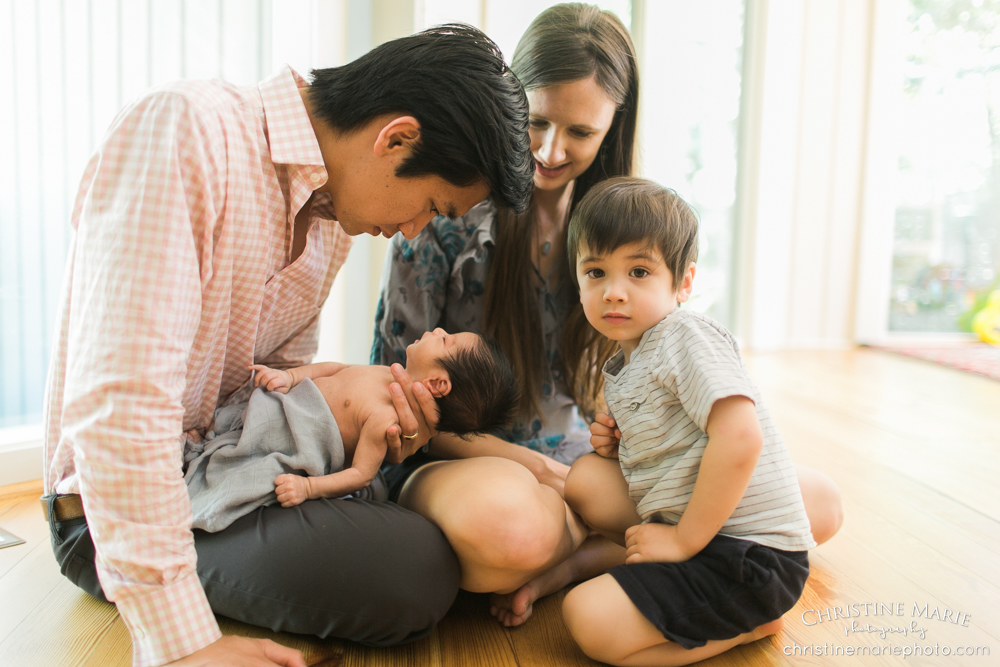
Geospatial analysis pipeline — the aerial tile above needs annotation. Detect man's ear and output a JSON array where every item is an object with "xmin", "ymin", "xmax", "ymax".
[
  {"xmin": 420, "ymin": 376, "xmax": 451, "ymax": 398},
  {"xmin": 373, "ymin": 116, "xmax": 422, "ymax": 157},
  {"xmin": 675, "ymin": 262, "xmax": 696, "ymax": 303}
]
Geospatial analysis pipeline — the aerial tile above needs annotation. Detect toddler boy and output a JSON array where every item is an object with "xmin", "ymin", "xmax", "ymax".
[{"xmin": 561, "ymin": 177, "xmax": 815, "ymax": 666}]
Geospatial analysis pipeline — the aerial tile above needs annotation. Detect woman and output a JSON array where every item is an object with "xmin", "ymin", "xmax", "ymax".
[{"xmin": 372, "ymin": 3, "xmax": 843, "ymax": 624}]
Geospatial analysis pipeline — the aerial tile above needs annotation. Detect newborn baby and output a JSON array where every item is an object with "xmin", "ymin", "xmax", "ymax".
[{"xmin": 184, "ymin": 328, "xmax": 518, "ymax": 531}]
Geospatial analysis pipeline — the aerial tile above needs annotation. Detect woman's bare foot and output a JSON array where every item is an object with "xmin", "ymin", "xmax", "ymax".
[
  {"xmin": 490, "ymin": 555, "xmax": 575, "ymax": 627},
  {"xmin": 739, "ymin": 617, "xmax": 785, "ymax": 644},
  {"xmin": 489, "ymin": 533, "xmax": 628, "ymax": 627},
  {"xmin": 490, "ymin": 578, "xmax": 544, "ymax": 627}
]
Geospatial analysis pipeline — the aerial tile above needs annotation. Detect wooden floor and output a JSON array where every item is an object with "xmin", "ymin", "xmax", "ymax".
[{"xmin": 1, "ymin": 348, "xmax": 998, "ymax": 666}]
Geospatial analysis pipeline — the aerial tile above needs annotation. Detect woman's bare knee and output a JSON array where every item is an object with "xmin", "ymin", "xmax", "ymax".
[{"xmin": 401, "ymin": 457, "xmax": 569, "ymax": 586}]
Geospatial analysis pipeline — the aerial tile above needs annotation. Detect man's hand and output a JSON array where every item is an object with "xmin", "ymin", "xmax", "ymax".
[
  {"xmin": 624, "ymin": 522, "xmax": 697, "ymax": 564},
  {"xmin": 250, "ymin": 364, "xmax": 294, "ymax": 393},
  {"xmin": 385, "ymin": 363, "xmax": 440, "ymax": 463},
  {"xmin": 166, "ymin": 636, "xmax": 305, "ymax": 666},
  {"xmin": 275, "ymin": 474, "xmax": 312, "ymax": 507},
  {"xmin": 590, "ymin": 412, "xmax": 621, "ymax": 459}
]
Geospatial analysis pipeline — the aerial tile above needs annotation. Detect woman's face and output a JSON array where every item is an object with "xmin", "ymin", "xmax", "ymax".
[{"xmin": 526, "ymin": 76, "xmax": 618, "ymax": 193}]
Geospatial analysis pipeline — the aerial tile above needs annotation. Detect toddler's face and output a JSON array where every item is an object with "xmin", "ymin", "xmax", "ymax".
[
  {"xmin": 405, "ymin": 328, "xmax": 479, "ymax": 380},
  {"xmin": 576, "ymin": 241, "xmax": 694, "ymax": 360}
]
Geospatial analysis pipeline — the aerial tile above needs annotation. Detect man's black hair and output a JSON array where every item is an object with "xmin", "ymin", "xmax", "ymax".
[
  {"xmin": 436, "ymin": 336, "xmax": 519, "ymax": 438},
  {"xmin": 309, "ymin": 24, "xmax": 534, "ymax": 214}
]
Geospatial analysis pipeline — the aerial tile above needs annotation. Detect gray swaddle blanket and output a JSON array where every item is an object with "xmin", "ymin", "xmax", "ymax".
[{"xmin": 184, "ymin": 378, "xmax": 345, "ymax": 532}]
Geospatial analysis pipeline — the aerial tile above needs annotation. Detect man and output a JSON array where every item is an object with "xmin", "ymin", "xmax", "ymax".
[{"xmin": 42, "ymin": 25, "xmax": 532, "ymax": 667}]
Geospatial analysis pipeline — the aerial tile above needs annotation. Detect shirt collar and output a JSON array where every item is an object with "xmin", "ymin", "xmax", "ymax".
[
  {"xmin": 259, "ymin": 66, "xmax": 331, "ymax": 258},
  {"xmin": 602, "ymin": 309, "xmax": 683, "ymax": 383},
  {"xmin": 259, "ymin": 66, "xmax": 327, "ymax": 175}
]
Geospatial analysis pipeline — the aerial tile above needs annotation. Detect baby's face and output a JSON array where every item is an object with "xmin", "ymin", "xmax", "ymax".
[{"xmin": 405, "ymin": 328, "xmax": 479, "ymax": 381}]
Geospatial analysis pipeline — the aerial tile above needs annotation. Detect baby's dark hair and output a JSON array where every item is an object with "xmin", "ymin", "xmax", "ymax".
[
  {"xmin": 435, "ymin": 335, "xmax": 519, "ymax": 439},
  {"xmin": 567, "ymin": 177, "xmax": 699, "ymax": 291}
]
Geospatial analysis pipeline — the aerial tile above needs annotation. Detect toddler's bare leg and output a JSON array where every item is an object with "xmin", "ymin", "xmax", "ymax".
[
  {"xmin": 564, "ymin": 453, "xmax": 641, "ymax": 544},
  {"xmin": 563, "ymin": 574, "xmax": 783, "ymax": 667},
  {"xmin": 795, "ymin": 463, "xmax": 844, "ymax": 545}
]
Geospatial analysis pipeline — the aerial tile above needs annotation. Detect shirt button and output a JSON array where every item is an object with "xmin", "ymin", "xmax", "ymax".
[
  {"xmin": 309, "ymin": 173, "xmax": 322, "ymax": 183},
  {"xmin": 629, "ymin": 402, "xmax": 639, "ymax": 411}
]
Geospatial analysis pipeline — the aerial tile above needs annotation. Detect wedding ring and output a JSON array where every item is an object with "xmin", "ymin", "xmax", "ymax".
[{"xmin": 402, "ymin": 431, "xmax": 420, "ymax": 440}]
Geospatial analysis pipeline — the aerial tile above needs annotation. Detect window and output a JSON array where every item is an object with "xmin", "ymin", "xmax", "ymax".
[
  {"xmin": 888, "ymin": 1, "xmax": 1000, "ymax": 333},
  {"xmin": 0, "ymin": 0, "xmax": 341, "ymax": 429},
  {"xmin": 635, "ymin": 0, "xmax": 746, "ymax": 325}
]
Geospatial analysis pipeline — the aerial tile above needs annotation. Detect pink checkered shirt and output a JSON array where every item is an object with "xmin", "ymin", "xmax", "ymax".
[{"xmin": 42, "ymin": 66, "xmax": 352, "ymax": 667}]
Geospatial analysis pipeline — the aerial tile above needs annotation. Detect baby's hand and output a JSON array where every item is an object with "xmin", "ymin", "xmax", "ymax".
[
  {"xmin": 590, "ymin": 412, "xmax": 621, "ymax": 459},
  {"xmin": 250, "ymin": 364, "xmax": 293, "ymax": 393},
  {"xmin": 624, "ymin": 523, "xmax": 696, "ymax": 564},
  {"xmin": 274, "ymin": 473, "xmax": 312, "ymax": 507}
]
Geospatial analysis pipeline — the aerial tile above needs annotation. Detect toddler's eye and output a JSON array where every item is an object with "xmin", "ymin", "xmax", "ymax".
[
  {"xmin": 585, "ymin": 268, "xmax": 605, "ymax": 279},
  {"xmin": 630, "ymin": 268, "xmax": 649, "ymax": 278}
]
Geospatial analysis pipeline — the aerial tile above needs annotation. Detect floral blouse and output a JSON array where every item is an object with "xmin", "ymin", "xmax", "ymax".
[{"xmin": 371, "ymin": 201, "xmax": 592, "ymax": 464}]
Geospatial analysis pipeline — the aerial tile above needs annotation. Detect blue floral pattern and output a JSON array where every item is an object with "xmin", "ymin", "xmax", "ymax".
[{"xmin": 371, "ymin": 202, "xmax": 592, "ymax": 465}]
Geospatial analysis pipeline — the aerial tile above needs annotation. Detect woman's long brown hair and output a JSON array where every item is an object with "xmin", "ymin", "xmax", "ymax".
[{"xmin": 481, "ymin": 3, "xmax": 639, "ymax": 421}]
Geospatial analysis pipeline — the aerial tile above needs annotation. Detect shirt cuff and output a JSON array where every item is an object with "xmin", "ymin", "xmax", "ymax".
[{"xmin": 114, "ymin": 570, "xmax": 221, "ymax": 667}]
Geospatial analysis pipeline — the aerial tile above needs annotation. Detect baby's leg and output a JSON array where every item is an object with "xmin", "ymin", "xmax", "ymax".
[
  {"xmin": 563, "ymin": 574, "xmax": 782, "ymax": 667},
  {"xmin": 564, "ymin": 453, "xmax": 641, "ymax": 544}
]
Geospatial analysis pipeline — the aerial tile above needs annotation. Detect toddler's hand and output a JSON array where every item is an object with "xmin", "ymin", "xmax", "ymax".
[
  {"xmin": 625, "ymin": 523, "xmax": 696, "ymax": 564},
  {"xmin": 590, "ymin": 412, "xmax": 621, "ymax": 459},
  {"xmin": 274, "ymin": 473, "xmax": 312, "ymax": 507},
  {"xmin": 250, "ymin": 364, "xmax": 293, "ymax": 393}
]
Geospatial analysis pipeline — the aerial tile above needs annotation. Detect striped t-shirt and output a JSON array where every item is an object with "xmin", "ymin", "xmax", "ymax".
[{"xmin": 602, "ymin": 309, "xmax": 816, "ymax": 552}]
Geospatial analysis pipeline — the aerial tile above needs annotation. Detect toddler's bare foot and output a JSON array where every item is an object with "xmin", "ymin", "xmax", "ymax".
[
  {"xmin": 739, "ymin": 617, "xmax": 785, "ymax": 644},
  {"xmin": 490, "ymin": 579, "xmax": 543, "ymax": 627}
]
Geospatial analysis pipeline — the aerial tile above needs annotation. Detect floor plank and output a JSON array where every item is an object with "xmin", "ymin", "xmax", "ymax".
[
  {"xmin": 506, "ymin": 589, "xmax": 601, "ymax": 667},
  {"xmin": 437, "ymin": 592, "xmax": 519, "ymax": 667}
]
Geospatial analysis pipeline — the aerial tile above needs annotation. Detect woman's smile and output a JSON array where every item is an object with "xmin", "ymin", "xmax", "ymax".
[{"xmin": 535, "ymin": 160, "xmax": 571, "ymax": 179}]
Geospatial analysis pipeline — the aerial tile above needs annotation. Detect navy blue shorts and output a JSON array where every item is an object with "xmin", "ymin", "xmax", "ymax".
[{"xmin": 608, "ymin": 533, "xmax": 809, "ymax": 649}]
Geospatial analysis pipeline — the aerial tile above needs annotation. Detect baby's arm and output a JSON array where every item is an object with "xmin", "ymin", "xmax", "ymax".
[
  {"xmin": 274, "ymin": 418, "xmax": 389, "ymax": 506},
  {"xmin": 625, "ymin": 395, "xmax": 762, "ymax": 563},
  {"xmin": 250, "ymin": 361, "xmax": 349, "ymax": 393}
]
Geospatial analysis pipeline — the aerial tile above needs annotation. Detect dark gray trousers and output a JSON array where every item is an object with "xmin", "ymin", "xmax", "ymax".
[{"xmin": 47, "ymin": 496, "xmax": 461, "ymax": 646}]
